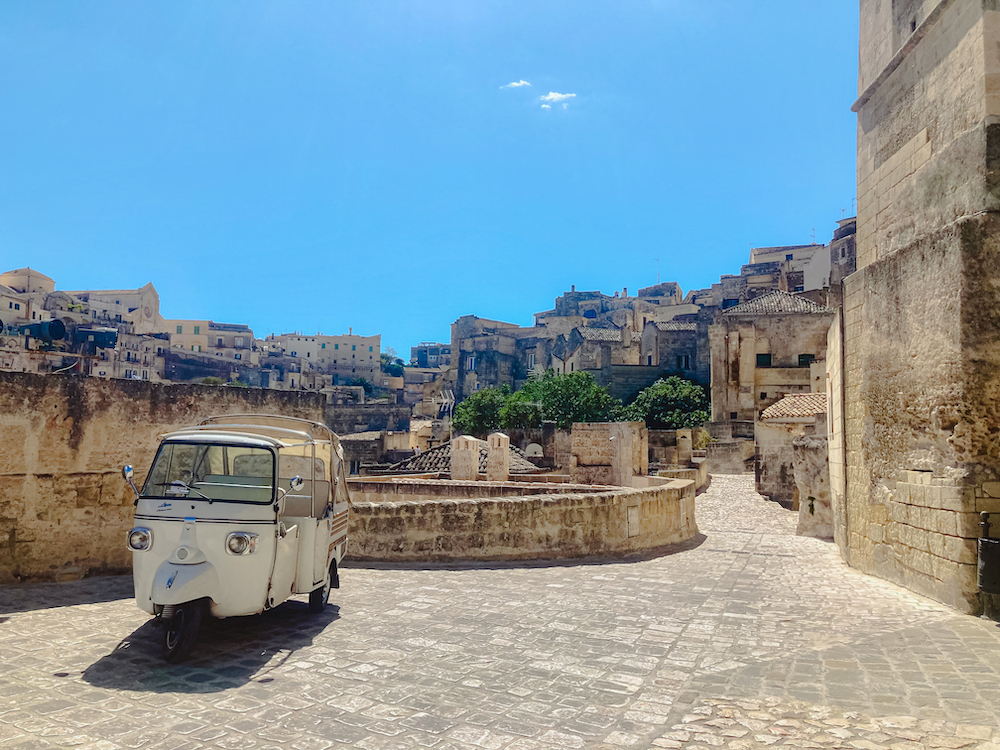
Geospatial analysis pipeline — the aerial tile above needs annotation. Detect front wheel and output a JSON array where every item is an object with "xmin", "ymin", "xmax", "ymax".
[
  {"xmin": 308, "ymin": 561, "xmax": 335, "ymax": 613},
  {"xmin": 163, "ymin": 601, "xmax": 203, "ymax": 662}
]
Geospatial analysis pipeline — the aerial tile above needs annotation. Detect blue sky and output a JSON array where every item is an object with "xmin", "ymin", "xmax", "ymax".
[{"xmin": 0, "ymin": 2, "xmax": 858, "ymax": 358}]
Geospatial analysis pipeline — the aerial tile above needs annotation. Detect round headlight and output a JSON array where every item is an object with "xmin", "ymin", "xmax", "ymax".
[
  {"xmin": 228, "ymin": 534, "xmax": 249, "ymax": 554},
  {"xmin": 176, "ymin": 547, "xmax": 189, "ymax": 560},
  {"xmin": 127, "ymin": 528, "xmax": 151, "ymax": 551}
]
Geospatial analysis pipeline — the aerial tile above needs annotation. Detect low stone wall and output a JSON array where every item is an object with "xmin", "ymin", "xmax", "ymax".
[
  {"xmin": 346, "ymin": 478, "xmax": 603, "ymax": 504},
  {"xmin": 347, "ymin": 479, "xmax": 697, "ymax": 562},
  {"xmin": 0, "ymin": 372, "xmax": 323, "ymax": 583},
  {"xmin": 706, "ymin": 440, "xmax": 753, "ymax": 474}
]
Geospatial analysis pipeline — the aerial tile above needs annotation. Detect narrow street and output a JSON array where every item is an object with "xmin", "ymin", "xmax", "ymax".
[{"xmin": 3, "ymin": 475, "xmax": 1000, "ymax": 749}]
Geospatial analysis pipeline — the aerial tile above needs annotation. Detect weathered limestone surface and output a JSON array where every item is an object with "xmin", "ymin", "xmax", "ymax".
[
  {"xmin": 348, "ymin": 479, "xmax": 697, "ymax": 562},
  {"xmin": 794, "ymin": 432, "xmax": 833, "ymax": 538},
  {"xmin": 0, "ymin": 372, "xmax": 323, "ymax": 583},
  {"xmin": 755, "ymin": 421, "xmax": 803, "ymax": 505},
  {"xmin": 840, "ymin": 0, "xmax": 1000, "ymax": 613},
  {"xmin": 569, "ymin": 421, "xmax": 648, "ymax": 486},
  {"xmin": 486, "ymin": 432, "xmax": 510, "ymax": 482},
  {"xmin": 450, "ymin": 435, "xmax": 480, "ymax": 481}
]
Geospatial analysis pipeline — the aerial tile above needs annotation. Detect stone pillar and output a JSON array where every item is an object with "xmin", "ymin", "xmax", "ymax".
[
  {"xmin": 451, "ymin": 435, "xmax": 480, "ymax": 481},
  {"xmin": 676, "ymin": 429, "xmax": 693, "ymax": 465},
  {"xmin": 486, "ymin": 433, "xmax": 510, "ymax": 482}
]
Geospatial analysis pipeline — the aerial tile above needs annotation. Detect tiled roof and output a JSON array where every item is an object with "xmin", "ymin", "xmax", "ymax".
[
  {"xmin": 760, "ymin": 393, "xmax": 827, "ymax": 420},
  {"xmin": 653, "ymin": 321, "xmax": 697, "ymax": 332},
  {"xmin": 723, "ymin": 291, "xmax": 830, "ymax": 316},
  {"xmin": 387, "ymin": 440, "xmax": 541, "ymax": 474},
  {"xmin": 578, "ymin": 327, "xmax": 622, "ymax": 342},
  {"xmin": 340, "ymin": 430, "xmax": 383, "ymax": 442}
]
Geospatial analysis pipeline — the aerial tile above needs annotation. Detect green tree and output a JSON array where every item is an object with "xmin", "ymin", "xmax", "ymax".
[
  {"xmin": 380, "ymin": 351, "xmax": 405, "ymax": 378},
  {"xmin": 622, "ymin": 376, "xmax": 710, "ymax": 429},
  {"xmin": 201, "ymin": 377, "xmax": 224, "ymax": 386},
  {"xmin": 453, "ymin": 384, "xmax": 510, "ymax": 436},
  {"xmin": 522, "ymin": 370, "xmax": 621, "ymax": 430}
]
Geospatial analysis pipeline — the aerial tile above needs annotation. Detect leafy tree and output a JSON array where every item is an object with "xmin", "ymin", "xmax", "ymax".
[
  {"xmin": 519, "ymin": 370, "xmax": 621, "ymax": 430},
  {"xmin": 227, "ymin": 379, "xmax": 249, "ymax": 388},
  {"xmin": 499, "ymin": 389, "xmax": 544, "ymax": 429},
  {"xmin": 380, "ymin": 351, "xmax": 405, "ymax": 378},
  {"xmin": 622, "ymin": 376, "xmax": 710, "ymax": 429},
  {"xmin": 453, "ymin": 384, "xmax": 510, "ymax": 436},
  {"xmin": 201, "ymin": 377, "xmax": 224, "ymax": 385}
]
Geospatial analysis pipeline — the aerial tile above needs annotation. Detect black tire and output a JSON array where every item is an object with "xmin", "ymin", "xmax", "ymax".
[
  {"xmin": 163, "ymin": 601, "xmax": 203, "ymax": 663},
  {"xmin": 308, "ymin": 561, "xmax": 335, "ymax": 613}
]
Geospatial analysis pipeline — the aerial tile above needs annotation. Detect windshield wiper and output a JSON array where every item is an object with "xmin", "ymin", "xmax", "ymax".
[{"xmin": 153, "ymin": 481, "xmax": 214, "ymax": 503}]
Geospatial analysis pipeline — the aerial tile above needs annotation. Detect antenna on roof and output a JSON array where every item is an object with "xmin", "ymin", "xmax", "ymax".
[{"xmin": 810, "ymin": 228, "xmax": 816, "ymax": 243}]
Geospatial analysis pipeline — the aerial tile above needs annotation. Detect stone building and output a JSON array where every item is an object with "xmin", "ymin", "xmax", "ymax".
[
  {"xmin": 264, "ymin": 330, "xmax": 380, "ymax": 384},
  {"xmin": 709, "ymin": 291, "xmax": 832, "ymax": 425},
  {"xmin": 755, "ymin": 392, "xmax": 828, "ymax": 506},
  {"xmin": 829, "ymin": 0, "xmax": 1000, "ymax": 614}
]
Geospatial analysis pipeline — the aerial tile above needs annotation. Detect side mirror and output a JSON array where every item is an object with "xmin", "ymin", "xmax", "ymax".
[
  {"xmin": 122, "ymin": 465, "xmax": 139, "ymax": 504},
  {"xmin": 289, "ymin": 476, "xmax": 304, "ymax": 492}
]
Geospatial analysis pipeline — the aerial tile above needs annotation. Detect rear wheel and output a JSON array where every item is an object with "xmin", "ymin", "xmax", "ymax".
[
  {"xmin": 163, "ymin": 601, "xmax": 202, "ymax": 662},
  {"xmin": 308, "ymin": 561, "xmax": 335, "ymax": 613}
]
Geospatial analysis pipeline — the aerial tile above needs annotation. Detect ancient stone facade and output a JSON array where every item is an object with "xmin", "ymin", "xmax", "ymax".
[
  {"xmin": 0, "ymin": 372, "xmax": 324, "ymax": 583},
  {"xmin": 836, "ymin": 0, "xmax": 1000, "ymax": 613},
  {"xmin": 709, "ymin": 291, "xmax": 833, "ymax": 423}
]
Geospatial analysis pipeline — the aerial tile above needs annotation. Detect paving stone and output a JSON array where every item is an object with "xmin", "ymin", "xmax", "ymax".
[{"xmin": 3, "ymin": 475, "xmax": 1000, "ymax": 748}]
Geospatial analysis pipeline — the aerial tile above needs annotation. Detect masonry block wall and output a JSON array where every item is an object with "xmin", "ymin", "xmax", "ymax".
[
  {"xmin": 841, "ymin": 0, "xmax": 1000, "ymax": 613},
  {"xmin": 0, "ymin": 372, "xmax": 324, "ymax": 583},
  {"xmin": 569, "ymin": 422, "xmax": 648, "ymax": 487}
]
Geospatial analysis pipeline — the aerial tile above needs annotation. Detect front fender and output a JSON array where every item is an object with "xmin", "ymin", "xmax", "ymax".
[{"xmin": 151, "ymin": 560, "xmax": 221, "ymax": 607}]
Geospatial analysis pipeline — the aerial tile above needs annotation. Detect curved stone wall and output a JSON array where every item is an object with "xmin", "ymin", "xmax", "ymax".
[{"xmin": 346, "ymin": 479, "xmax": 697, "ymax": 562}]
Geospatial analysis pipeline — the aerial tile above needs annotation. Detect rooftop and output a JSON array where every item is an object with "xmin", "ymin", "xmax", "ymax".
[
  {"xmin": 723, "ymin": 291, "xmax": 830, "ymax": 317},
  {"xmin": 760, "ymin": 393, "xmax": 828, "ymax": 420},
  {"xmin": 387, "ymin": 440, "xmax": 541, "ymax": 474},
  {"xmin": 652, "ymin": 321, "xmax": 697, "ymax": 332}
]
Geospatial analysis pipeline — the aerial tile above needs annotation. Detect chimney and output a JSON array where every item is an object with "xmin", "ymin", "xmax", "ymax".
[
  {"xmin": 349, "ymin": 327, "xmax": 353, "ymax": 335},
  {"xmin": 571, "ymin": 285, "xmax": 575, "ymax": 292},
  {"xmin": 623, "ymin": 287, "xmax": 628, "ymax": 298}
]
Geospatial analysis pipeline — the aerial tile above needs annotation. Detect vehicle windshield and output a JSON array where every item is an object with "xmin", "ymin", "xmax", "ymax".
[{"xmin": 140, "ymin": 442, "xmax": 275, "ymax": 503}]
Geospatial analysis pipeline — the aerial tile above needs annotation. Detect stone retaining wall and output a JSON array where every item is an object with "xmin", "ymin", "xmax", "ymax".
[
  {"xmin": 347, "ymin": 479, "xmax": 697, "ymax": 562},
  {"xmin": 0, "ymin": 372, "xmax": 323, "ymax": 583},
  {"xmin": 346, "ymin": 478, "xmax": 604, "ymax": 504}
]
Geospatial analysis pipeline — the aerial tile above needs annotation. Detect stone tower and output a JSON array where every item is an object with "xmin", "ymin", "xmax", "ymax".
[{"xmin": 833, "ymin": 0, "xmax": 1000, "ymax": 613}]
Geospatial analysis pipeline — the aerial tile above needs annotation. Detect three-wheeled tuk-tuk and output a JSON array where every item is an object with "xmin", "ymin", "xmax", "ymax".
[{"xmin": 124, "ymin": 415, "xmax": 350, "ymax": 662}]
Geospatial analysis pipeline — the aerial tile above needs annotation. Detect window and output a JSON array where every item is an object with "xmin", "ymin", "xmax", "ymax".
[
  {"xmin": 467, "ymin": 355, "xmax": 476, "ymax": 371},
  {"xmin": 756, "ymin": 353, "xmax": 772, "ymax": 368},
  {"xmin": 799, "ymin": 353, "xmax": 815, "ymax": 367},
  {"xmin": 142, "ymin": 370, "xmax": 148, "ymax": 380},
  {"xmin": 217, "ymin": 338, "xmax": 224, "ymax": 347},
  {"xmin": 321, "ymin": 343, "xmax": 326, "ymax": 349},
  {"xmin": 352, "ymin": 345, "xmax": 356, "ymax": 351},
  {"xmin": 291, "ymin": 351, "xmax": 297, "ymax": 357},
  {"xmin": 176, "ymin": 325, "xmax": 183, "ymax": 334},
  {"xmin": 194, "ymin": 326, "xmax": 200, "ymax": 335},
  {"xmin": 760, "ymin": 392, "xmax": 767, "ymax": 400},
  {"xmin": 676, "ymin": 354, "xmax": 690, "ymax": 370},
  {"xmin": 785, "ymin": 253, "xmax": 793, "ymax": 260},
  {"xmin": 235, "ymin": 336, "xmax": 244, "ymax": 348},
  {"xmin": 235, "ymin": 353, "xmax": 242, "ymax": 360},
  {"xmin": 14, "ymin": 303, "xmax": 20, "ymax": 310},
  {"xmin": 528, "ymin": 353, "xmax": 536, "ymax": 369},
  {"xmin": 730, "ymin": 412, "xmax": 738, "ymax": 420},
  {"xmin": 335, "ymin": 344, "xmax": 339, "ymax": 349},
  {"xmin": 369, "ymin": 346, "xmax": 373, "ymax": 352},
  {"xmin": 647, "ymin": 355, "xmax": 653, "ymax": 365}
]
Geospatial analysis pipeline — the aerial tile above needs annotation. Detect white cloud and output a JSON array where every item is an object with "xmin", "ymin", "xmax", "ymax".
[
  {"xmin": 541, "ymin": 104, "xmax": 551, "ymax": 109},
  {"xmin": 501, "ymin": 80, "xmax": 531, "ymax": 89},
  {"xmin": 540, "ymin": 91, "xmax": 576, "ymax": 104}
]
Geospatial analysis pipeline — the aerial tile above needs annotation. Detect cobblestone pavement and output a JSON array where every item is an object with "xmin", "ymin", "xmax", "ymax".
[{"xmin": 4, "ymin": 475, "xmax": 1000, "ymax": 749}]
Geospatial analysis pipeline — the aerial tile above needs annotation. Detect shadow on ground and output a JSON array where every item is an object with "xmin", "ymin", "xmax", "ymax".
[
  {"xmin": 342, "ymin": 533, "xmax": 708, "ymax": 572},
  {"xmin": 80, "ymin": 600, "xmax": 340, "ymax": 693},
  {"xmin": 0, "ymin": 575, "xmax": 134, "ymax": 615}
]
